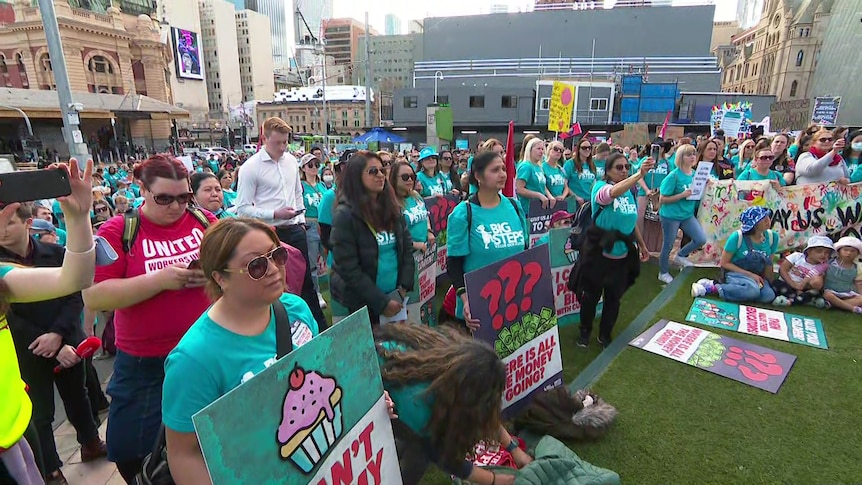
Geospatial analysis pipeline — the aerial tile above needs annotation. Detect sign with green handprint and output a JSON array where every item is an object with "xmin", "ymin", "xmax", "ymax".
[{"xmin": 630, "ymin": 320, "xmax": 797, "ymax": 393}]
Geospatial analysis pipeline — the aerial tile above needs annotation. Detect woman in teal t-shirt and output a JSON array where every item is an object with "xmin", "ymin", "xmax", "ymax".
[
  {"xmin": 732, "ymin": 139, "xmax": 755, "ymax": 173},
  {"xmin": 592, "ymin": 142, "xmax": 611, "ymax": 180},
  {"xmin": 217, "ymin": 170, "xmax": 237, "ymax": 208},
  {"xmin": 447, "ymin": 151, "xmax": 529, "ymax": 329},
  {"xmin": 542, "ymin": 140, "xmax": 572, "ymax": 200},
  {"xmin": 738, "ymin": 146, "xmax": 788, "ymax": 188},
  {"xmin": 563, "ymin": 137, "xmax": 597, "ymax": 205},
  {"xmin": 416, "ymin": 147, "xmax": 447, "ymax": 197},
  {"xmin": 516, "ymin": 138, "xmax": 556, "ymax": 213},
  {"xmin": 162, "ymin": 219, "xmax": 320, "ymax": 484},
  {"xmin": 391, "ymin": 161, "xmax": 434, "ymax": 252},
  {"xmin": 300, "ymin": 154, "xmax": 328, "ymax": 302},
  {"xmin": 572, "ymin": 152, "xmax": 652, "ymax": 349}
]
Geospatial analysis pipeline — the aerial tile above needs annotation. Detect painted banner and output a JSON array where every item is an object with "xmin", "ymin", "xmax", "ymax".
[
  {"xmin": 407, "ymin": 242, "xmax": 437, "ymax": 325},
  {"xmin": 691, "ymin": 179, "xmax": 862, "ymax": 265},
  {"xmin": 710, "ymin": 102, "xmax": 753, "ymax": 137},
  {"xmin": 425, "ymin": 194, "xmax": 461, "ymax": 277},
  {"xmin": 686, "ymin": 298, "xmax": 827, "ymax": 349},
  {"xmin": 629, "ymin": 320, "xmax": 796, "ymax": 393},
  {"xmin": 465, "ymin": 245, "xmax": 564, "ymax": 416},
  {"xmin": 527, "ymin": 197, "xmax": 577, "ymax": 246},
  {"xmin": 547, "ymin": 81, "xmax": 575, "ymax": 133},
  {"xmin": 193, "ymin": 310, "xmax": 402, "ymax": 485}
]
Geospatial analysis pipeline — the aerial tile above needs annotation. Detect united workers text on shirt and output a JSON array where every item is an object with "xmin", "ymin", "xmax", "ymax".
[
  {"xmin": 403, "ymin": 201, "xmax": 429, "ymax": 226},
  {"xmin": 475, "ymin": 222, "xmax": 526, "ymax": 250},
  {"xmin": 613, "ymin": 196, "xmax": 638, "ymax": 215},
  {"xmin": 141, "ymin": 227, "xmax": 205, "ymax": 273}
]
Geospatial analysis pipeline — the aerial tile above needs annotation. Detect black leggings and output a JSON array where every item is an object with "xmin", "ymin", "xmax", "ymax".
[
  {"xmin": 578, "ymin": 256, "xmax": 629, "ymax": 340},
  {"xmin": 116, "ymin": 458, "xmax": 144, "ymax": 484}
]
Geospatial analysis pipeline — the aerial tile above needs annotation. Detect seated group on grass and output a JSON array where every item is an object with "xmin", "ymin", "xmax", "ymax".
[{"xmin": 691, "ymin": 206, "xmax": 862, "ymax": 314}]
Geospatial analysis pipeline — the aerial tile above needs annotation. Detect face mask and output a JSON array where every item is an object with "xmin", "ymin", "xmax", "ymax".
[
  {"xmin": 730, "ymin": 148, "xmax": 739, "ymax": 155},
  {"xmin": 852, "ymin": 142, "xmax": 862, "ymax": 152},
  {"xmin": 323, "ymin": 175, "xmax": 334, "ymax": 183}
]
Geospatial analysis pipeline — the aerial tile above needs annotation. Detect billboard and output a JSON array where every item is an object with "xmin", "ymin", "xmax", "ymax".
[{"xmin": 172, "ymin": 27, "xmax": 203, "ymax": 80}]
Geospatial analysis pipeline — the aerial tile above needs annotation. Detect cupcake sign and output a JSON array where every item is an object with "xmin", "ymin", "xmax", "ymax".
[{"xmin": 193, "ymin": 309, "xmax": 402, "ymax": 484}]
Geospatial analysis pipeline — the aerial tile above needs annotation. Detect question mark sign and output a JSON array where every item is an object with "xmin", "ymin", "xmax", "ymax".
[
  {"xmin": 520, "ymin": 262, "xmax": 542, "ymax": 312},
  {"xmin": 480, "ymin": 280, "xmax": 504, "ymax": 330},
  {"xmin": 429, "ymin": 203, "xmax": 441, "ymax": 233},
  {"xmin": 497, "ymin": 261, "xmax": 523, "ymax": 324}
]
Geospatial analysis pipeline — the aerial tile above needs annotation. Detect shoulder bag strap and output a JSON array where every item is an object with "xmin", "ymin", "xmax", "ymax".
[{"xmin": 273, "ymin": 302, "xmax": 293, "ymax": 359}]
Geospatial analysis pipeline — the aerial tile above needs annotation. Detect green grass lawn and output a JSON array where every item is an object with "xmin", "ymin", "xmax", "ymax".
[{"xmin": 571, "ymin": 268, "xmax": 862, "ymax": 484}]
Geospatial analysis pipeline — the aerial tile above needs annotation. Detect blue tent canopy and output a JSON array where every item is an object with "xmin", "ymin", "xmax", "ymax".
[{"xmin": 352, "ymin": 127, "xmax": 406, "ymax": 144}]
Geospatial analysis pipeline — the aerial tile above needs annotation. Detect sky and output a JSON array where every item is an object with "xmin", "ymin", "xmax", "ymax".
[{"xmin": 334, "ymin": 0, "xmax": 738, "ymax": 33}]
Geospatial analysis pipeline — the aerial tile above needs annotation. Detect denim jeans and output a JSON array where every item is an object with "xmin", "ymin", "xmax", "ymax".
[
  {"xmin": 659, "ymin": 216, "xmax": 707, "ymax": 273},
  {"xmin": 718, "ymin": 272, "xmax": 776, "ymax": 303},
  {"xmin": 305, "ymin": 221, "xmax": 322, "ymax": 294}
]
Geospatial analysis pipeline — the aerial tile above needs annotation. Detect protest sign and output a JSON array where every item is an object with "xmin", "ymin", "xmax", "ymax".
[
  {"xmin": 465, "ymin": 245, "xmax": 564, "ymax": 416},
  {"xmin": 691, "ymin": 180, "xmax": 862, "ymax": 265},
  {"xmin": 527, "ymin": 198, "xmax": 577, "ymax": 246},
  {"xmin": 612, "ymin": 124, "xmax": 650, "ymax": 149},
  {"xmin": 547, "ymin": 81, "xmax": 575, "ymax": 133},
  {"xmin": 769, "ymin": 99, "xmax": 810, "ymax": 132},
  {"xmin": 425, "ymin": 194, "xmax": 461, "ymax": 277},
  {"xmin": 711, "ymin": 102, "xmax": 753, "ymax": 137},
  {"xmin": 687, "ymin": 162, "xmax": 714, "ymax": 201},
  {"xmin": 629, "ymin": 320, "xmax": 796, "ymax": 393},
  {"xmin": 407, "ymin": 242, "xmax": 437, "ymax": 325},
  {"xmin": 193, "ymin": 310, "xmax": 402, "ymax": 485},
  {"xmin": 686, "ymin": 298, "xmax": 827, "ymax": 349},
  {"xmin": 547, "ymin": 227, "xmax": 602, "ymax": 326},
  {"xmin": 812, "ymin": 96, "xmax": 841, "ymax": 125}
]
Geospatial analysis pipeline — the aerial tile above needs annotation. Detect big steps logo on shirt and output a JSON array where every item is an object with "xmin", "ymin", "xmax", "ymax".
[
  {"xmin": 305, "ymin": 191, "xmax": 322, "ymax": 208},
  {"xmin": 475, "ymin": 222, "xmax": 525, "ymax": 250},
  {"xmin": 404, "ymin": 203, "xmax": 428, "ymax": 225},
  {"xmin": 376, "ymin": 231, "xmax": 396, "ymax": 246},
  {"xmin": 547, "ymin": 173, "xmax": 566, "ymax": 187},
  {"xmin": 141, "ymin": 227, "xmax": 205, "ymax": 274},
  {"xmin": 613, "ymin": 196, "xmax": 638, "ymax": 215}
]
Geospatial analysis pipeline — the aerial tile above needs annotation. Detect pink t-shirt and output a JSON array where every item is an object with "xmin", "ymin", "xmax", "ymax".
[{"xmin": 95, "ymin": 208, "xmax": 218, "ymax": 357}]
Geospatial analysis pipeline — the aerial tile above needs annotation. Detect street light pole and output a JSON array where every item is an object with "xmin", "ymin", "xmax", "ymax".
[
  {"xmin": 37, "ymin": 0, "xmax": 90, "ymax": 161},
  {"xmin": 0, "ymin": 104, "xmax": 40, "ymax": 163}
]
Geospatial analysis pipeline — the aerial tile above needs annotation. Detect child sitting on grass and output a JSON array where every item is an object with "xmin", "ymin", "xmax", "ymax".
[
  {"xmin": 823, "ymin": 236, "xmax": 862, "ymax": 314},
  {"xmin": 772, "ymin": 236, "xmax": 832, "ymax": 307}
]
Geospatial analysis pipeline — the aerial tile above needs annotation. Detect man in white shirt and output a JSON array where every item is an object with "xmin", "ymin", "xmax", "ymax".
[{"xmin": 235, "ymin": 117, "xmax": 326, "ymax": 328}]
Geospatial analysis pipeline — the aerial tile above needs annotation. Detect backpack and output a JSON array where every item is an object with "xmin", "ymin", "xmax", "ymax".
[
  {"xmin": 122, "ymin": 208, "xmax": 211, "ymax": 253},
  {"xmin": 465, "ymin": 195, "xmax": 529, "ymax": 250},
  {"xmin": 568, "ymin": 201, "xmax": 605, "ymax": 252}
]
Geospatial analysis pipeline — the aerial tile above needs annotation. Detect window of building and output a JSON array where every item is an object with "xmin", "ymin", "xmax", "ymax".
[
  {"xmin": 469, "ymin": 95, "xmax": 485, "ymax": 108},
  {"xmin": 435, "ymin": 95, "xmax": 448, "ymax": 105},
  {"xmin": 796, "ymin": 50, "xmax": 804, "ymax": 67},
  {"xmin": 403, "ymin": 96, "xmax": 417, "ymax": 108},
  {"xmin": 589, "ymin": 98, "xmax": 608, "ymax": 111},
  {"xmin": 501, "ymin": 95, "xmax": 518, "ymax": 108},
  {"xmin": 354, "ymin": 119, "xmax": 361, "ymax": 127},
  {"xmin": 39, "ymin": 53, "xmax": 51, "ymax": 72},
  {"xmin": 89, "ymin": 55, "xmax": 113, "ymax": 74},
  {"xmin": 342, "ymin": 119, "xmax": 348, "ymax": 127},
  {"xmin": 540, "ymin": 97, "xmax": 550, "ymax": 110},
  {"xmin": 0, "ymin": 55, "xmax": 6, "ymax": 75},
  {"xmin": 790, "ymin": 80, "xmax": 798, "ymax": 97},
  {"xmin": 342, "ymin": 110, "xmax": 348, "ymax": 119},
  {"xmin": 743, "ymin": 64, "xmax": 749, "ymax": 78}
]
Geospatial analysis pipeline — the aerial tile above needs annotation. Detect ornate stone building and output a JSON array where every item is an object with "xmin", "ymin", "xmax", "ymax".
[{"xmin": 718, "ymin": 0, "xmax": 833, "ymax": 102}]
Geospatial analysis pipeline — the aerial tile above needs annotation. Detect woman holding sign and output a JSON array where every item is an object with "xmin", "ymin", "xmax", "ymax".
[
  {"xmin": 390, "ymin": 161, "xmax": 435, "ymax": 253},
  {"xmin": 447, "ymin": 151, "xmax": 529, "ymax": 331}
]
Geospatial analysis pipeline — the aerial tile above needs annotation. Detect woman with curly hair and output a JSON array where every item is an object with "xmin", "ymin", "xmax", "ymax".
[{"xmin": 376, "ymin": 324, "xmax": 531, "ymax": 485}]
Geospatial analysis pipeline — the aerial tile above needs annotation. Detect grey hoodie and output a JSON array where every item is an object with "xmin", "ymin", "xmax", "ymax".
[{"xmin": 795, "ymin": 151, "xmax": 849, "ymax": 185}]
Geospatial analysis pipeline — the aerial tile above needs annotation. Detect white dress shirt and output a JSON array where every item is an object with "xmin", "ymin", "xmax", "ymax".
[{"xmin": 235, "ymin": 148, "xmax": 306, "ymax": 226}]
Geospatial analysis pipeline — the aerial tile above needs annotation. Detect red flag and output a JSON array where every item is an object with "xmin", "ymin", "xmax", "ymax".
[
  {"xmin": 256, "ymin": 125, "xmax": 263, "ymax": 151},
  {"xmin": 503, "ymin": 121, "xmax": 515, "ymax": 198},
  {"xmin": 571, "ymin": 122, "xmax": 582, "ymax": 136},
  {"xmin": 660, "ymin": 111, "xmax": 670, "ymax": 139}
]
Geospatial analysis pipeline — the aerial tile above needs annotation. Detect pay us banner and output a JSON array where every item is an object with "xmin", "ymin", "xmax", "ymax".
[
  {"xmin": 407, "ymin": 242, "xmax": 437, "ymax": 325},
  {"xmin": 193, "ymin": 310, "xmax": 402, "ymax": 485},
  {"xmin": 687, "ymin": 298, "xmax": 827, "ymax": 349},
  {"xmin": 425, "ymin": 194, "xmax": 461, "ymax": 277},
  {"xmin": 465, "ymin": 244, "xmax": 564, "ymax": 417},
  {"xmin": 630, "ymin": 320, "xmax": 796, "ymax": 394}
]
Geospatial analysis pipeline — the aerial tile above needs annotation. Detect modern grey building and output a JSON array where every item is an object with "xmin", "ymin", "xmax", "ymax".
[
  {"xmin": 233, "ymin": 0, "xmax": 293, "ymax": 67},
  {"xmin": 392, "ymin": 4, "xmax": 722, "ymax": 139},
  {"xmin": 356, "ymin": 34, "xmax": 423, "ymax": 93},
  {"xmin": 810, "ymin": 0, "xmax": 861, "ymax": 126},
  {"xmin": 294, "ymin": 0, "xmax": 333, "ymax": 67},
  {"xmin": 385, "ymin": 14, "xmax": 402, "ymax": 35}
]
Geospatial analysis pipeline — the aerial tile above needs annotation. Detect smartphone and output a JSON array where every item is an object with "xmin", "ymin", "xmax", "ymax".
[
  {"xmin": 649, "ymin": 144, "xmax": 662, "ymax": 162},
  {"xmin": 0, "ymin": 169, "xmax": 71, "ymax": 204},
  {"xmin": 188, "ymin": 259, "xmax": 201, "ymax": 270},
  {"xmin": 294, "ymin": 208, "xmax": 306, "ymax": 216}
]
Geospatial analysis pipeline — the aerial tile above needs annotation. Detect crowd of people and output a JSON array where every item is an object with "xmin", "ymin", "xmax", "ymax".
[{"xmin": 1, "ymin": 118, "xmax": 860, "ymax": 485}]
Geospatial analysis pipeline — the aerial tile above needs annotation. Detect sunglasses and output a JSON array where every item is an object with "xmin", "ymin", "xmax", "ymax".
[
  {"xmin": 615, "ymin": 164, "xmax": 631, "ymax": 171},
  {"xmin": 399, "ymin": 173, "xmax": 415, "ymax": 182},
  {"xmin": 365, "ymin": 167, "xmax": 384, "ymax": 176},
  {"xmin": 552, "ymin": 147, "xmax": 562, "ymax": 153},
  {"xmin": 818, "ymin": 137, "xmax": 833, "ymax": 143},
  {"xmin": 304, "ymin": 162, "xmax": 320, "ymax": 169},
  {"xmin": 580, "ymin": 146, "xmax": 592, "ymax": 150},
  {"xmin": 442, "ymin": 156, "xmax": 452, "ymax": 161},
  {"xmin": 758, "ymin": 155, "xmax": 775, "ymax": 161},
  {"xmin": 94, "ymin": 206, "xmax": 109, "ymax": 213},
  {"xmin": 223, "ymin": 246, "xmax": 288, "ymax": 281},
  {"xmin": 153, "ymin": 193, "xmax": 193, "ymax": 206}
]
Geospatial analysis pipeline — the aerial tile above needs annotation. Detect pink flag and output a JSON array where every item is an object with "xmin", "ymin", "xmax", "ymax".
[
  {"xmin": 503, "ymin": 121, "xmax": 515, "ymax": 198},
  {"xmin": 660, "ymin": 111, "xmax": 670, "ymax": 139}
]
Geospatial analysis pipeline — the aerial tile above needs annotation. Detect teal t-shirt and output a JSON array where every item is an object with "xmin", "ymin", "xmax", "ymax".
[
  {"xmin": 377, "ymin": 342, "xmax": 432, "ymax": 436},
  {"xmin": 659, "ymin": 168, "xmax": 697, "ymax": 221},
  {"xmin": 318, "ymin": 188, "xmax": 336, "ymax": 225},
  {"xmin": 593, "ymin": 159, "xmax": 607, "ymax": 179},
  {"xmin": 724, "ymin": 230, "xmax": 779, "ymax": 265},
  {"xmin": 56, "ymin": 228, "xmax": 67, "ymax": 246},
  {"xmin": 563, "ymin": 159, "xmax": 596, "ymax": 201},
  {"xmin": 447, "ymin": 197, "xmax": 528, "ymax": 319},
  {"xmin": 161, "ymin": 293, "xmax": 319, "ymax": 433},
  {"xmin": 213, "ymin": 208, "xmax": 238, "ymax": 220},
  {"xmin": 591, "ymin": 180, "xmax": 638, "ymax": 258},
  {"xmin": 402, "ymin": 195, "xmax": 429, "ymax": 244},
  {"xmin": 636, "ymin": 157, "xmax": 670, "ymax": 196},
  {"xmin": 731, "ymin": 154, "xmax": 751, "ymax": 172},
  {"xmin": 51, "ymin": 200, "xmax": 66, "ymax": 230},
  {"xmin": 516, "ymin": 162, "xmax": 548, "ymax": 213},
  {"xmin": 738, "ymin": 169, "xmax": 787, "ymax": 186},
  {"xmin": 536, "ymin": 233, "xmax": 550, "ymax": 246},
  {"xmin": 542, "ymin": 163, "xmax": 568, "ymax": 198},
  {"xmin": 301, "ymin": 181, "xmax": 326, "ymax": 219},
  {"xmin": 467, "ymin": 155, "xmax": 477, "ymax": 195},
  {"xmin": 850, "ymin": 164, "xmax": 862, "ymax": 183},
  {"xmin": 208, "ymin": 159, "xmax": 220, "ymax": 173},
  {"xmin": 375, "ymin": 230, "xmax": 399, "ymax": 293},
  {"xmin": 787, "ymin": 144, "xmax": 799, "ymax": 160},
  {"xmin": 222, "ymin": 189, "xmax": 237, "ymax": 208},
  {"xmin": 416, "ymin": 171, "xmax": 446, "ymax": 197}
]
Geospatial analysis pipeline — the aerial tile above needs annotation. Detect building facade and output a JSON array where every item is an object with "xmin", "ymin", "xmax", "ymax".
[
  {"xmin": 157, "ymin": 0, "xmax": 209, "ymax": 123},
  {"xmin": 737, "ymin": 0, "xmax": 766, "ymax": 30},
  {"xmin": 257, "ymin": 85, "xmax": 378, "ymax": 135},
  {"xmin": 199, "ymin": 0, "xmax": 242, "ymax": 118},
  {"xmin": 384, "ymin": 14, "xmax": 401, "ymax": 35},
  {"xmin": 719, "ymin": 0, "xmax": 833, "ymax": 102},
  {"xmin": 356, "ymin": 33, "xmax": 422, "ymax": 94},
  {"xmin": 242, "ymin": 0, "xmax": 291, "ymax": 67},
  {"xmin": 711, "ymin": 20, "xmax": 740, "ymax": 52},
  {"xmin": 322, "ymin": 18, "xmax": 377, "ymax": 81},
  {"xmin": 236, "ymin": 9, "xmax": 275, "ymax": 102},
  {"xmin": 810, "ymin": 0, "xmax": 860, "ymax": 125},
  {"xmin": 294, "ymin": 0, "xmax": 333, "ymax": 68}
]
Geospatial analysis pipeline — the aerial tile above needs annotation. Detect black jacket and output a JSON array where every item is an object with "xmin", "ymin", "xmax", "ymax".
[
  {"xmin": 0, "ymin": 237, "xmax": 86, "ymax": 347},
  {"xmin": 330, "ymin": 200, "xmax": 415, "ymax": 320}
]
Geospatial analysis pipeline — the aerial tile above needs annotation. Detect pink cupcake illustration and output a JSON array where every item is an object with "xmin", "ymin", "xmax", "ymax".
[{"xmin": 276, "ymin": 364, "xmax": 344, "ymax": 473}]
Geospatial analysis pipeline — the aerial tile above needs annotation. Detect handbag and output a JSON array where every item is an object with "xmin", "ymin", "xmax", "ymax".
[{"xmin": 133, "ymin": 303, "xmax": 293, "ymax": 485}]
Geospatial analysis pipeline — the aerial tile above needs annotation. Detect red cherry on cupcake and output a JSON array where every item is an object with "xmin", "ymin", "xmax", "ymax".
[{"xmin": 289, "ymin": 365, "xmax": 305, "ymax": 390}]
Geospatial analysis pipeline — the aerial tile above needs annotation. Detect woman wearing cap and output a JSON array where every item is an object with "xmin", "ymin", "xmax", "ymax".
[
  {"xmin": 416, "ymin": 147, "xmax": 448, "ymax": 197},
  {"xmin": 300, "ymin": 153, "xmax": 328, "ymax": 308},
  {"xmin": 823, "ymin": 236, "xmax": 862, "ymax": 313},
  {"xmin": 543, "ymin": 140, "xmax": 571, "ymax": 201},
  {"xmin": 535, "ymin": 210, "xmax": 573, "ymax": 246},
  {"xmin": 390, "ymin": 161, "xmax": 434, "ymax": 253},
  {"xmin": 563, "ymin": 136, "xmax": 597, "ymax": 207},
  {"xmin": 796, "ymin": 128, "xmax": 850, "ymax": 185},
  {"xmin": 691, "ymin": 206, "xmax": 778, "ymax": 303},
  {"xmin": 572, "ymin": 153, "xmax": 653, "ymax": 349},
  {"xmin": 191, "ymin": 172, "xmax": 236, "ymax": 220},
  {"xmin": 516, "ymin": 138, "xmax": 557, "ymax": 213}
]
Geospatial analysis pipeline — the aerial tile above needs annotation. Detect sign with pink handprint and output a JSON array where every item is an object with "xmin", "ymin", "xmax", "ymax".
[{"xmin": 630, "ymin": 320, "xmax": 796, "ymax": 393}]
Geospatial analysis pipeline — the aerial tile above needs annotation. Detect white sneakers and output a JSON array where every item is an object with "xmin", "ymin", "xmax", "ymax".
[
  {"xmin": 691, "ymin": 278, "xmax": 716, "ymax": 297},
  {"xmin": 658, "ymin": 273, "xmax": 674, "ymax": 284},
  {"xmin": 674, "ymin": 255, "xmax": 694, "ymax": 267},
  {"xmin": 318, "ymin": 292, "xmax": 327, "ymax": 309}
]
